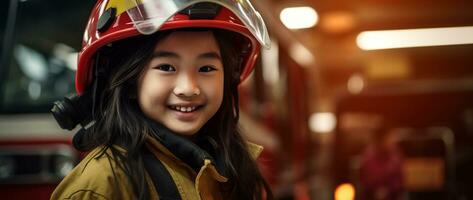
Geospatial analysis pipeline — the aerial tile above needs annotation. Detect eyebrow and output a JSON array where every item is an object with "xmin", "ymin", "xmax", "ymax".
[
  {"xmin": 198, "ymin": 52, "xmax": 221, "ymax": 60},
  {"xmin": 152, "ymin": 51, "xmax": 179, "ymax": 59},
  {"xmin": 152, "ymin": 51, "xmax": 221, "ymax": 60}
]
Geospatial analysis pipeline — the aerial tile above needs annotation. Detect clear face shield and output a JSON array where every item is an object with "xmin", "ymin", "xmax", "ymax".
[{"xmin": 125, "ymin": 0, "xmax": 270, "ymax": 49}]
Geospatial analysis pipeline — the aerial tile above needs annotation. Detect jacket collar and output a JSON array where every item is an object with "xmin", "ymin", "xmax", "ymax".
[
  {"xmin": 146, "ymin": 119, "xmax": 264, "ymax": 174},
  {"xmin": 147, "ymin": 120, "xmax": 223, "ymax": 173}
]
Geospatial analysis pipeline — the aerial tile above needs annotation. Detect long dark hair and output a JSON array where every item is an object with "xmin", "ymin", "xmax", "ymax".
[{"xmin": 83, "ymin": 29, "xmax": 273, "ymax": 200}]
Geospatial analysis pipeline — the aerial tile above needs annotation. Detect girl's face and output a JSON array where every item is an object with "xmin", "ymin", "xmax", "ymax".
[{"xmin": 137, "ymin": 31, "xmax": 224, "ymax": 136}]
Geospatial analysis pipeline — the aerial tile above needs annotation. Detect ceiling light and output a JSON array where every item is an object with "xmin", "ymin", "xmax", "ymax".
[
  {"xmin": 357, "ymin": 26, "xmax": 473, "ymax": 50},
  {"xmin": 280, "ymin": 6, "xmax": 318, "ymax": 29}
]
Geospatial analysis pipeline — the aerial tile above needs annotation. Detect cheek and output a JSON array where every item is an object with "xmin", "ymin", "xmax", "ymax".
[
  {"xmin": 212, "ymin": 76, "xmax": 225, "ymax": 103},
  {"xmin": 137, "ymin": 75, "xmax": 169, "ymax": 107}
]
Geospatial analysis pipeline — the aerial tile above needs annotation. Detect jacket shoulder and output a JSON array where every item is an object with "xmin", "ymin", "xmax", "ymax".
[{"xmin": 50, "ymin": 147, "xmax": 133, "ymax": 200}]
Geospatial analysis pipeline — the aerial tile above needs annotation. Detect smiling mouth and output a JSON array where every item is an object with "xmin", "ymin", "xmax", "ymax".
[{"xmin": 168, "ymin": 105, "xmax": 203, "ymax": 113}]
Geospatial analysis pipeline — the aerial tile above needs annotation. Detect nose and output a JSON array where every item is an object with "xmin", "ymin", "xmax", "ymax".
[{"xmin": 173, "ymin": 72, "xmax": 201, "ymax": 97}]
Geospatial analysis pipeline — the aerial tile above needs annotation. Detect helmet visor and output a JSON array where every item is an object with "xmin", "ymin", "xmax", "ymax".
[{"xmin": 126, "ymin": 0, "xmax": 270, "ymax": 49}]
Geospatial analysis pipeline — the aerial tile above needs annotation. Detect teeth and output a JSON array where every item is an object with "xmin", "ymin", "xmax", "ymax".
[{"xmin": 170, "ymin": 105, "xmax": 198, "ymax": 112}]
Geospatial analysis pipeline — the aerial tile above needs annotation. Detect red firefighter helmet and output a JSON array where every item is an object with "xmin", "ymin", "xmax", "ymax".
[{"xmin": 76, "ymin": 0, "xmax": 270, "ymax": 93}]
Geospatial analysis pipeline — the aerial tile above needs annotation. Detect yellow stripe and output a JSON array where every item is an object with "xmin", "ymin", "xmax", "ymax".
[{"xmin": 106, "ymin": 0, "xmax": 144, "ymax": 15}]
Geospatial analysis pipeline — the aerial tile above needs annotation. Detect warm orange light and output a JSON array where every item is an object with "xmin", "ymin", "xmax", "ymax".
[
  {"xmin": 347, "ymin": 73, "xmax": 364, "ymax": 94},
  {"xmin": 335, "ymin": 183, "xmax": 355, "ymax": 200},
  {"xmin": 321, "ymin": 11, "xmax": 357, "ymax": 33}
]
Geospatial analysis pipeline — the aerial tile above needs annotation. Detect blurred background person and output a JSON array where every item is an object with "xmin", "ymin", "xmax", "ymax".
[{"xmin": 359, "ymin": 126, "xmax": 403, "ymax": 200}]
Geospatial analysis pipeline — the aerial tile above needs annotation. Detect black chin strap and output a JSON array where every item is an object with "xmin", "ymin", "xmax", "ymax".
[
  {"xmin": 143, "ymin": 120, "xmax": 226, "ymax": 200},
  {"xmin": 142, "ymin": 147, "xmax": 182, "ymax": 200}
]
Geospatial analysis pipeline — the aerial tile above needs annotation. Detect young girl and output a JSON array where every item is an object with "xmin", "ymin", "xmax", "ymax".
[{"xmin": 50, "ymin": 0, "xmax": 273, "ymax": 199}]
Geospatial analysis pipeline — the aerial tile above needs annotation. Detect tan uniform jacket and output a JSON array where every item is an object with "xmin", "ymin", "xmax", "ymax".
[{"xmin": 50, "ymin": 136, "xmax": 263, "ymax": 200}]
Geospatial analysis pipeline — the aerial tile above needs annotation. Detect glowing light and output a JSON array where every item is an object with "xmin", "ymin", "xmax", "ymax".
[
  {"xmin": 309, "ymin": 112, "xmax": 336, "ymax": 133},
  {"xmin": 347, "ymin": 74, "xmax": 364, "ymax": 94},
  {"xmin": 335, "ymin": 183, "xmax": 355, "ymax": 200},
  {"xmin": 321, "ymin": 11, "xmax": 356, "ymax": 33},
  {"xmin": 289, "ymin": 42, "xmax": 315, "ymax": 67},
  {"xmin": 357, "ymin": 26, "xmax": 473, "ymax": 50},
  {"xmin": 280, "ymin": 7, "xmax": 318, "ymax": 29}
]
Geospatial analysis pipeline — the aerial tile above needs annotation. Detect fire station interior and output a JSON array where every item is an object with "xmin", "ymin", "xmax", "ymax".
[{"xmin": 1, "ymin": 0, "xmax": 473, "ymax": 199}]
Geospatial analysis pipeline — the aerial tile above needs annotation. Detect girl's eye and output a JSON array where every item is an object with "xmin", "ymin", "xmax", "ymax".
[
  {"xmin": 199, "ymin": 65, "xmax": 217, "ymax": 73},
  {"xmin": 154, "ymin": 64, "xmax": 176, "ymax": 72}
]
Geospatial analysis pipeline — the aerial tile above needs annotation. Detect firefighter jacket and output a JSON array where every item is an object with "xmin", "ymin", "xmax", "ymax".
[{"xmin": 50, "ymin": 123, "xmax": 263, "ymax": 200}]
